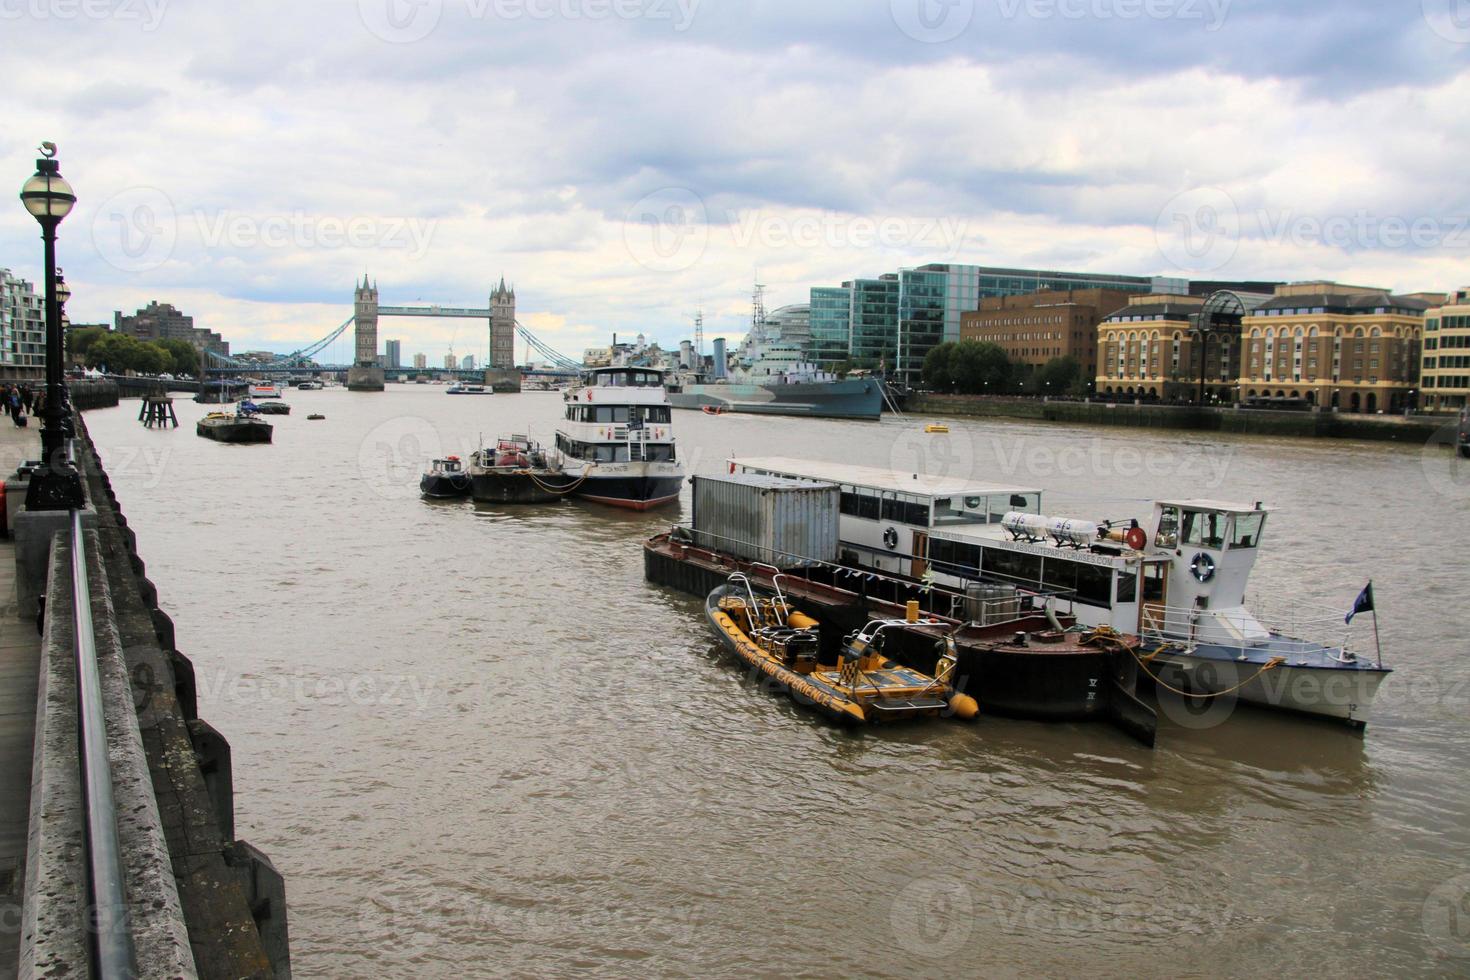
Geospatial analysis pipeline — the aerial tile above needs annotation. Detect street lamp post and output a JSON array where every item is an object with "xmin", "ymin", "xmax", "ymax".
[{"xmin": 19, "ymin": 144, "xmax": 84, "ymax": 510}]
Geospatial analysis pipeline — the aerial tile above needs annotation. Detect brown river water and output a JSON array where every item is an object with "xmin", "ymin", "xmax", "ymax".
[{"xmin": 85, "ymin": 388, "xmax": 1470, "ymax": 978}]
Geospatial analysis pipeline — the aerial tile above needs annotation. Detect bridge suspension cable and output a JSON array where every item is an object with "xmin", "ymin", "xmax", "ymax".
[
  {"xmin": 206, "ymin": 316, "xmax": 356, "ymax": 370},
  {"xmin": 515, "ymin": 320, "xmax": 582, "ymax": 371}
]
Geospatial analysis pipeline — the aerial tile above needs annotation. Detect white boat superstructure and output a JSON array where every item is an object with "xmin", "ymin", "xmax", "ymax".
[
  {"xmin": 731, "ymin": 457, "xmax": 1390, "ymax": 728},
  {"xmin": 555, "ymin": 367, "xmax": 684, "ymax": 510}
]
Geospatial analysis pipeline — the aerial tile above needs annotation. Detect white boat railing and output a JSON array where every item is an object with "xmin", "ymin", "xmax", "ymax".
[{"xmin": 1139, "ymin": 600, "xmax": 1362, "ymax": 664}]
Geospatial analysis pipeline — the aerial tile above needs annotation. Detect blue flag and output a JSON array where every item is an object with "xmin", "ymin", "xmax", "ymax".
[{"xmin": 1346, "ymin": 582, "xmax": 1374, "ymax": 624}]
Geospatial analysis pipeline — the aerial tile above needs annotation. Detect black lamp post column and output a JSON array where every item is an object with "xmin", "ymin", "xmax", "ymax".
[{"xmin": 19, "ymin": 146, "xmax": 84, "ymax": 510}]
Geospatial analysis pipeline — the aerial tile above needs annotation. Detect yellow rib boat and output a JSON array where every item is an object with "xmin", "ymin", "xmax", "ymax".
[{"xmin": 704, "ymin": 574, "xmax": 979, "ymax": 724}]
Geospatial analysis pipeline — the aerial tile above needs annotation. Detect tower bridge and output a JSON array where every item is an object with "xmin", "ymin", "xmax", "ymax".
[{"xmin": 204, "ymin": 277, "xmax": 582, "ymax": 383}]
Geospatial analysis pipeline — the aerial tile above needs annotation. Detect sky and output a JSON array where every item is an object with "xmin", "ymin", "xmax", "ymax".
[{"xmin": 1, "ymin": 0, "xmax": 1468, "ymax": 364}]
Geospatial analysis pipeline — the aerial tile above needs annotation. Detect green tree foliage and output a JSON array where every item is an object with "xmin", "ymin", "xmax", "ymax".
[
  {"xmin": 85, "ymin": 333, "xmax": 177, "ymax": 375},
  {"xmin": 67, "ymin": 327, "xmax": 110, "ymax": 363},
  {"xmin": 1032, "ymin": 355, "xmax": 1083, "ymax": 396},
  {"xmin": 923, "ymin": 341, "xmax": 1015, "ymax": 394},
  {"xmin": 155, "ymin": 338, "xmax": 202, "ymax": 375}
]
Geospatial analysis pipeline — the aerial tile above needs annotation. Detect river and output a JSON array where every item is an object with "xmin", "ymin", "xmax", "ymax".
[{"xmin": 84, "ymin": 388, "xmax": 1470, "ymax": 978}]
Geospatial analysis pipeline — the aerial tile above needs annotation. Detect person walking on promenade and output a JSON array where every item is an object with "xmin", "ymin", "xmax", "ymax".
[{"xmin": 20, "ymin": 384, "xmax": 33, "ymax": 414}]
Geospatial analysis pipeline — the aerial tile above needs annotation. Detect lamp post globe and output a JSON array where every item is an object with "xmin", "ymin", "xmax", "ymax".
[{"xmin": 18, "ymin": 144, "xmax": 84, "ymax": 511}]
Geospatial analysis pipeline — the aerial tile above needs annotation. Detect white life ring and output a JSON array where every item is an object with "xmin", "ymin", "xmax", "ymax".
[{"xmin": 883, "ymin": 526, "xmax": 899, "ymax": 550}]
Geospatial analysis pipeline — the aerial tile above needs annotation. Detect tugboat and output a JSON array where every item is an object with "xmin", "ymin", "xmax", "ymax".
[
  {"xmin": 420, "ymin": 457, "xmax": 471, "ymax": 499},
  {"xmin": 705, "ymin": 573, "xmax": 979, "ymax": 724},
  {"xmin": 554, "ymin": 367, "xmax": 683, "ymax": 510},
  {"xmin": 468, "ymin": 436, "xmax": 568, "ymax": 504},
  {"xmin": 196, "ymin": 403, "xmax": 273, "ymax": 443}
]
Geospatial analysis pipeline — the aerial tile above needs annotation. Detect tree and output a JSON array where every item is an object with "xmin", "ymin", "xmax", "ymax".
[
  {"xmin": 922, "ymin": 343, "xmax": 955, "ymax": 390},
  {"xmin": 949, "ymin": 340, "xmax": 1014, "ymax": 395},
  {"xmin": 1032, "ymin": 355, "xmax": 1083, "ymax": 397},
  {"xmin": 156, "ymin": 338, "xmax": 201, "ymax": 375},
  {"xmin": 86, "ymin": 333, "xmax": 170, "ymax": 375},
  {"xmin": 68, "ymin": 327, "xmax": 109, "ymax": 364}
]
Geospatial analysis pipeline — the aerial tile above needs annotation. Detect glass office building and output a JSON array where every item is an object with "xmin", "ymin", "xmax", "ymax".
[
  {"xmin": 848, "ymin": 276, "xmax": 900, "ymax": 369},
  {"xmin": 809, "ymin": 286, "xmax": 852, "ymax": 366},
  {"xmin": 898, "ymin": 267, "xmax": 947, "ymax": 382}
]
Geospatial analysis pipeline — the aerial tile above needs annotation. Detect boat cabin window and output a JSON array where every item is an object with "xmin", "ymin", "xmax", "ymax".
[
  {"xmin": 881, "ymin": 493, "xmax": 930, "ymax": 527},
  {"xmin": 1142, "ymin": 563, "xmax": 1166, "ymax": 602},
  {"xmin": 982, "ymin": 548, "xmax": 1042, "ymax": 587},
  {"xmin": 839, "ymin": 487, "xmax": 881, "ymax": 520},
  {"xmin": 1074, "ymin": 562, "xmax": 1114, "ymax": 607},
  {"xmin": 928, "ymin": 538, "xmax": 981, "ymax": 577},
  {"xmin": 644, "ymin": 444, "xmax": 677, "ymax": 462},
  {"xmin": 1229, "ymin": 512, "xmax": 1265, "ymax": 549},
  {"xmin": 1182, "ymin": 510, "xmax": 1226, "ymax": 550},
  {"xmin": 1116, "ymin": 571, "xmax": 1137, "ymax": 604},
  {"xmin": 593, "ymin": 370, "xmax": 662, "ymax": 388},
  {"xmin": 1155, "ymin": 506, "xmax": 1180, "ymax": 548}
]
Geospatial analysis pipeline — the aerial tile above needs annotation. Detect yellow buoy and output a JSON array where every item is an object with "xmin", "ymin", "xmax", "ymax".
[{"xmin": 924, "ymin": 423, "xmax": 949, "ymax": 433}]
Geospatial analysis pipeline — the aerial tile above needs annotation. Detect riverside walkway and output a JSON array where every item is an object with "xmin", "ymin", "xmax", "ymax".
[
  {"xmin": 0, "ymin": 419, "xmax": 41, "ymax": 975},
  {"xmin": 0, "ymin": 405, "xmax": 288, "ymax": 979}
]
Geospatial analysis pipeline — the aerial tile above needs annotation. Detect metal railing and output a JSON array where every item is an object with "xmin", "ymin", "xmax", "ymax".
[
  {"xmin": 68, "ymin": 455, "xmax": 137, "ymax": 976},
  {"xmin": 1138, "ymin": 600, "xmax": 1360, "ymax": 664}
]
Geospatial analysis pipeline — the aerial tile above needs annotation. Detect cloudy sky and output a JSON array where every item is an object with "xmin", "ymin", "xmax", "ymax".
[{"xmin": 2, "ymin": 0, "xmax": 1467, "ymax": 363}]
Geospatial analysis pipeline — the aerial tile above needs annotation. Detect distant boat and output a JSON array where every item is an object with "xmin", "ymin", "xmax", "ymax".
[
  {"xmin": 197, "ymin": 405, "xmax": 272, "ymax": 443},
  {"xmin": 420, "ymin": 457, "xmax": 471, "ymax": 498},
  {"xmin": 296, "ymin": 380, "xmax": 322, "ymax": 391},
  {"xmin": 254, "ymin": 401, "xmax": 291, "ymax": 415},
  {"xmin": 248, "ymin": 382, "xmax": 283, "ymax": 400},
  {"xmin": 447, "ymin": 382, "xmax": 491, "ymax": 395}
]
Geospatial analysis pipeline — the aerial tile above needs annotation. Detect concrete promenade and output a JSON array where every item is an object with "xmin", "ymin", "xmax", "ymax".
[{"xmin": 0, "ymin": 418, "xmax": 41, "ymax": 976}]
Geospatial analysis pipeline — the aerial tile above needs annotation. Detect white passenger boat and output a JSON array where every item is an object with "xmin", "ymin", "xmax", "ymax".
[
  {"xmin": 554, "ymin": 367, "xmax": 683, "ymax": 509},
  {"xmin": 447, "ymin": 382, "xmax": 490, "ymax": 395},
  {"xmin": 248, "ymin": 382, "xmax": 283, "ymax": 400},
  {"xmin": 731, "ymin": 457, "xmax": 1390, "ymax": 728}
]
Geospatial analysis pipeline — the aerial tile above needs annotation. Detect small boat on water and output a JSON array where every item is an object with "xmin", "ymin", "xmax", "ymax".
[
  {"xmin": 420, "ymin": 457, "xmax": 471, "ymax": 498},
  {"xmin": 254, "ymin": 401, "xmax": 291, "ymax": 415},
  {"xmin": 197, "ymin": 405, "xmax": 272, "ymax": 443},
  {"xmin": 296, "ymin": 380, "xmax": 323, "ymax": 391},
  {"xmin": 469, "ymin": 436, "xmax": 572, "ymax": 504},
  {"xmin": 924, "ymin": 423, "xmax": 949, "ymax": 433},
  {"xmin": 307, "ymin": 413, "xmax": 326, "ymax": 421},
  {"xmin": 701, "ymin": 405, "xmax": 728, "ymax": 416},
  {"xmin": 447, "ymin": 382, "xmax": 491, "ymax": 395},
  {"xmin": 705, "ymin": 573, "xmax": 979, "ymax": 724}
]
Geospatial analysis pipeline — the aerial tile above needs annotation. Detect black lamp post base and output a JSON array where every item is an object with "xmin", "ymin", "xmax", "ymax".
[{"xmin": 24, "ymin": 466, "xmax": 85, "ymax": 511}]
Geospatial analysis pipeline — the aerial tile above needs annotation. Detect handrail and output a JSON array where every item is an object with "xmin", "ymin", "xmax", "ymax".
[{"xmin": 69, "ymin": 472, "xmax": 137, "ymax": 975}]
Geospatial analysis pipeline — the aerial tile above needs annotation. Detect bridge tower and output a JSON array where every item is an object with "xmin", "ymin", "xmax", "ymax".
[
  {"xmin": 490, "ymin": 277, "xmax": 515, "ymax": 369},
  {"xmin": 347, "ymin": 274, "xmax": 385, "ymax": 391}
]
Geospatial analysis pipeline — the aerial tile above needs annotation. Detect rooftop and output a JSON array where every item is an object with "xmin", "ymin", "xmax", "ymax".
[{"xmin": 732, "ymin": 456, "xmax": 1041, "ymax": 498}]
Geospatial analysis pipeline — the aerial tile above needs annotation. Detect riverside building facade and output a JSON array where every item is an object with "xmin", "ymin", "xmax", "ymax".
[
  {"xmin": 1420, "ymin": 287, "xmax": 1470, "ymax": 414},
  {"xmin": 962, "ymin": 288, "xmax": 1134, "ymax": 381},
  {"xmin": 1096, "ymin": 293, "xmax": 1248, "ymax": 402},
  {"xmin": 0, "ymin": 268, "xmax": 46, "ymax": 369},
  {"xmin": 1240, "ymin": 282, "xmax": 1433, "ymax": 413}
]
